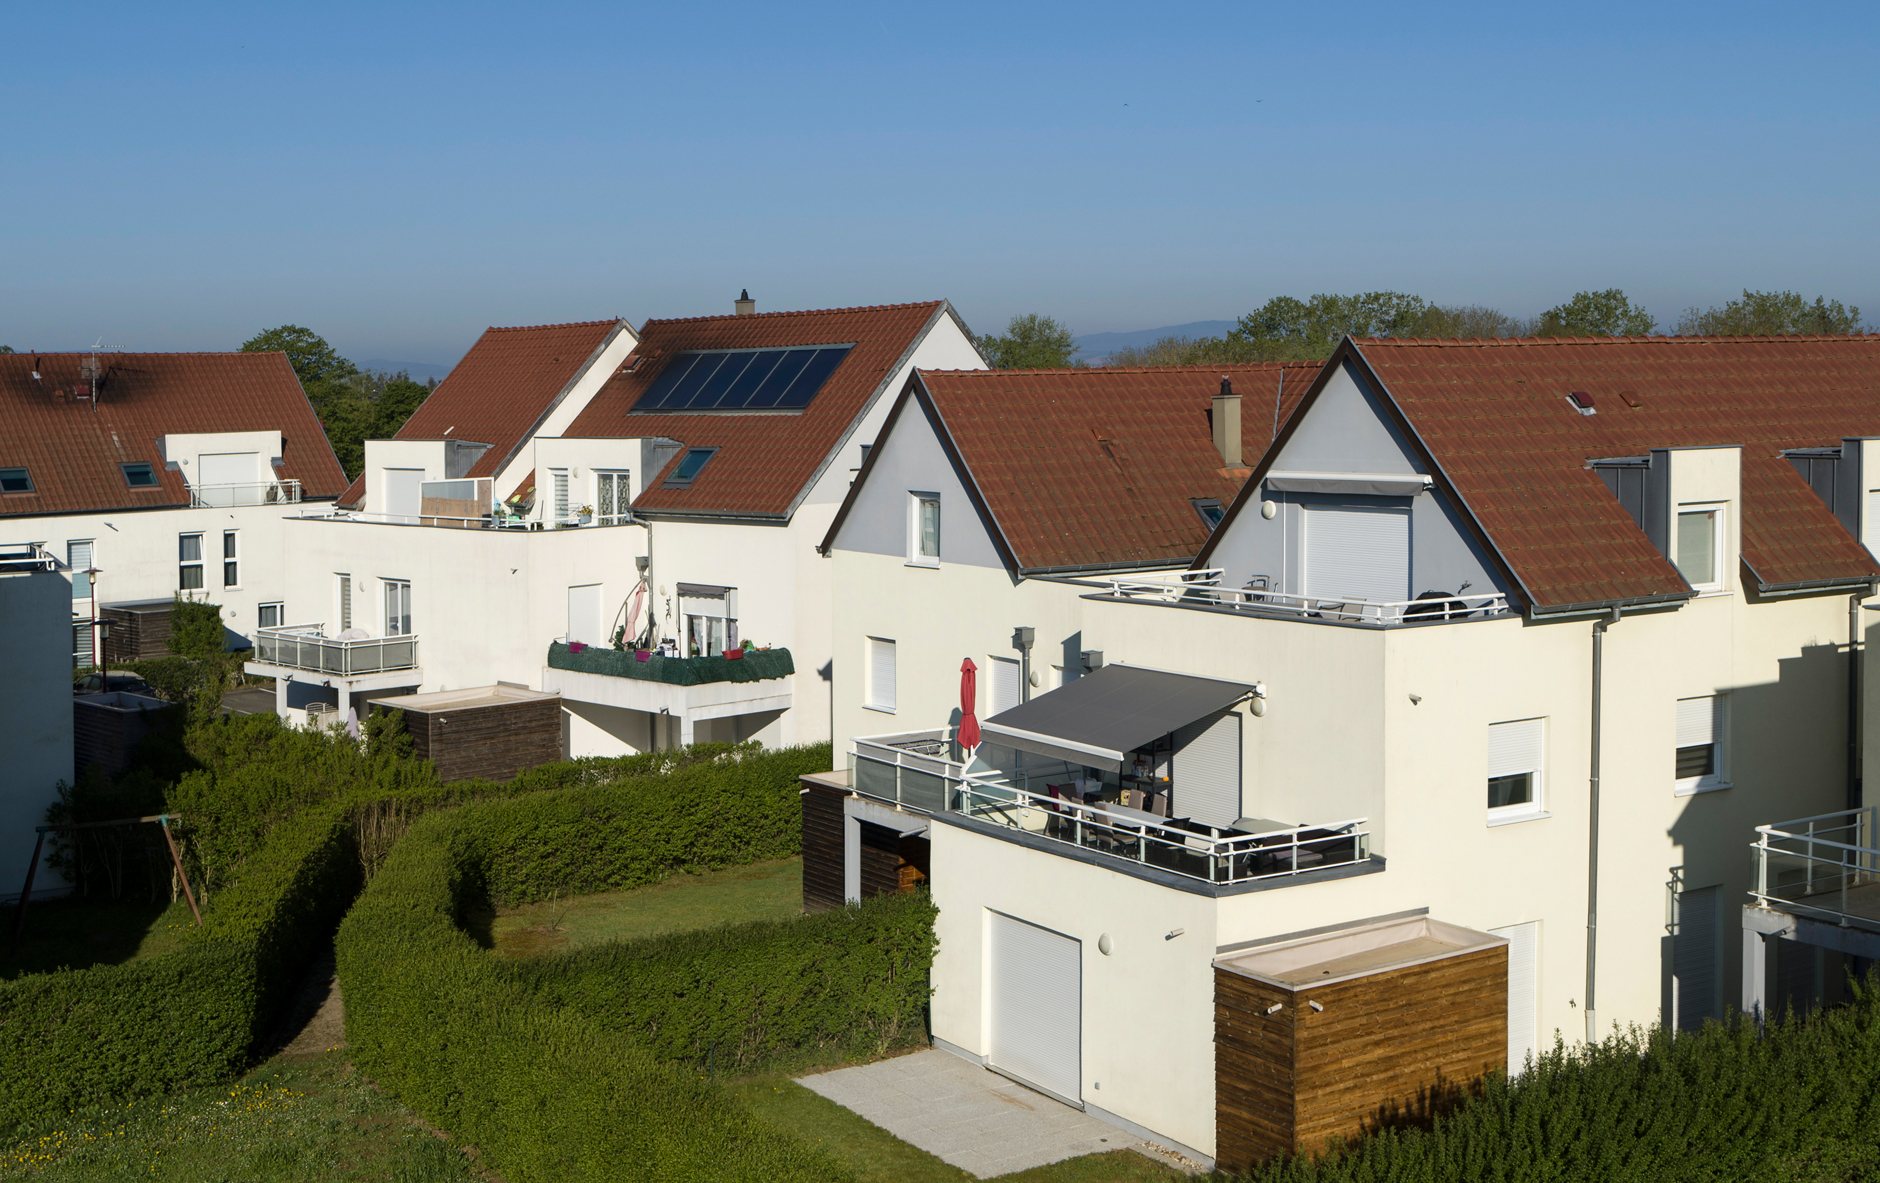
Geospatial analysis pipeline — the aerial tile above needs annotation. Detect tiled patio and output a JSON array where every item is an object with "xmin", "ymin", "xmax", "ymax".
[{"xmin": 797, "ymin": 1048, "xmax": 1189, "ymax": 1178}]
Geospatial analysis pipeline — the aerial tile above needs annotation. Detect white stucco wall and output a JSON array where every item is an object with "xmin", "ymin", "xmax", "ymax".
[{"xmin": 0, "ymin": 565, "xmax": 76, "ymax": 899}]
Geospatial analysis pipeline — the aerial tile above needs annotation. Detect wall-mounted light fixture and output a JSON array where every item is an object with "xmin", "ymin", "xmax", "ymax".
[
  {"xmin": 1261, "ymin": 500, "xmax": 1277, "ymax": 520},
  {"xmin": 1251, "ymin": 681, "xmax": 1268, "ymax": 717},
  {"xmin": 1098, "ymin": 933, "xmax": 1113, "ymax": 956}
]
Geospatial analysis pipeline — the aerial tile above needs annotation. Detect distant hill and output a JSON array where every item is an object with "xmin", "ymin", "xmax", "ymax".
[
  {"xmin": 357, "ymin": 358, "xmax": 454, "ymax": 383},
  {"xmin": 1072, "ymin": 320, "xmax": 1238, "ymax": 364}
]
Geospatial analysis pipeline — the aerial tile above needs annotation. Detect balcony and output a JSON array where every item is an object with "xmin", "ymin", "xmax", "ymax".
[
  {"xmin": 547, "ymin": 641, "xmax": 793, "ymax": 685},
  {"xmin": 542, "ymin": 643, "xmax": 794, "ymax": 739},
  {"xmin": 1105, "ymin": 569, "xmax": 1510, "ymax": 626},
  {"xmin": 1750, "ymin": 807, "xmax": 1880, "ymax": 931},
  {"xmin": 189, "ymin": 479, "xmax": 302, "ymax": 509},
  {"xmin": 0, "ymin": 542, "xmax": 59, "ymax": 573},
  {"xmin": 850, "ymin": 731, "xmax": 1373, "ymax": 888},
  {"xmin": 252, "ymin": 624, "xmax": 419, "ymax": 676}
]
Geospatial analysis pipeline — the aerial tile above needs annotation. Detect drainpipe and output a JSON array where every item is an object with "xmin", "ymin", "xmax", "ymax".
[
  {"xmin": 1014, "ymin": 627, "xmax": 1036, "ymax": 703},
  {"xmin": 1851, "ymin": 589, "xmax": 1868, "ymax": 812},
  {"xmin": 1586, "ymin": 605, "xmax": 1620, "ymax": 1045}
]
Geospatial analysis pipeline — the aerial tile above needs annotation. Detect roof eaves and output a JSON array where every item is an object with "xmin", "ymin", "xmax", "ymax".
[
  {"xmin": 779, "ymin": 302, "xmax": 948, "ymax": 523},
  {"xmin": 817, "ymin": 375, "xmax": 915, "ymax": 556},
  {"xmin": 1524, "ymin": 591, "xmax": 1694, "ymax": 620}
]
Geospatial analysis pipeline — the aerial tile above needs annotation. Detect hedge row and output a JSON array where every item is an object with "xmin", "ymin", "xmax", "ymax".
[
  {"xmin": 338, "ymin": 795, "xmax": 855, "ymax": 1183},
  {"xmin": 1238, "ymin": 993, "xmax": 1880, "ymax": 1183},
  {"xmin": 506, "ymin": 890, "xmax": 936, "ymax": 1075}
]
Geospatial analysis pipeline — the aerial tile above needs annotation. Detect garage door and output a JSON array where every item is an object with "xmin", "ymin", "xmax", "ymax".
[{"xmin": 989, "ymin": 911, "xmax": 1081, "ymax": 1105}]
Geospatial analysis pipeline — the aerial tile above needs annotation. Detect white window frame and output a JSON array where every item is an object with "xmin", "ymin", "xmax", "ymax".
[
  {"xmin": 1675, "ymin": 502, "xmax": 1727, "ymax": 594},
  {"xmin": 383, "ymin": 578, "xmax": 412, "ymax": 637},
  {"xmin": 1487, "ymin": 716, "xmax": 1549, "ymax": 826},
  {"xmin": 550, "ymin": 468, "xmax": 571, "ymax": 527},
  {"xmin": 1675, "ymin": 694, "xmax": 1730, "ymax": 796},
  {"xmin": 178, "ymin": 533, "xmax": 205, "ymax": 592},
  {"xmin": 595, "ymin": 470, "xmax": 631, "ymax": 525},
  {"xmin": 337, "ymin": 573, "xmax": 353, "ymax": 633},
  {"xmin": 908, "ymin": 492, "xmax": 940, "ymax": 567},
  {"xmin": 221, "ymin": 530, "xmax": 239, "ymax": 589},
  {"xmin": 68, "ymin": 540, "xmax": 95, "ymax": 602},
  {"xmin": 257, "ymin": 602, "xmax": 283, "ymax": 630},
  {"xmin": 865, "ymin": 636, "xmax": 897, "ymax": 713}
]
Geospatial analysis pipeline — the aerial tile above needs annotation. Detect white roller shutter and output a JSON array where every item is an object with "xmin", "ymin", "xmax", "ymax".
[
  {"xmin": 68, "ymin": 541, "xmax": 93, "ymax": 601},
  {"xmin": 867, "ymin": 637, "xmax": 896, "ymax": 712},
  {"xmin": 1487, "ymin": 718, "xmax": 1544, "ymax": 779},
  {"xmin": 1676, "ymin": 697, "xmax": 1719, "ymax": 748},
  {"xmin": 384, "ymin": 468, "xmax": 424, "ymax": 522},
  {"xmin": 989, "ymin": 911, "xmax": 1081, "ymax": 1105},
  {"xmin": 1489, "ymin": 921, "xmax": 1538, "ymax": 1075},
  {"xmin": 1304, "ymin": 505, "xmax": 1410, "ymax": 604},
  {"xmin": 1174, "ymin": 709, "xmax": 1242, "ymax": 827},
  {"xmin": 1866, "ymin": 489, "xmax": 1880, "ymax": 559},
  {"xmin": 1674, "ymin": 886, "xmax": 1718, "ymax": 1031},
  {"xmin": 989, "ymin": 656, "xmax": 1021, "ymax": 715},
  {"xmin": 567, "ymin": 584, "xmax": 603, "ymax": 645}
]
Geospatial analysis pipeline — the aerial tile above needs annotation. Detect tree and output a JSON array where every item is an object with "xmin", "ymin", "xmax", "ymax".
[
  {"xmin": 1534, "ymin": 289, "xmax": 1656, "ymax": 338},
  {"xmin": 0, "ymin": 345, "xmax": 13, "ymax": 354},
  {"xmin": 978, "ymin": 314, "xmax": 1082, "ymax": 369},
  {"xmin": 239, "ymin": 324, "xmax": 356, "ymax": 386},
  {"xmin": 237, "ymin": 325, "xmax": 435, "ymax": 480},
  {"xmin": 1675, "ymin": 290, "xmax": 1865, "ymax": 337}
]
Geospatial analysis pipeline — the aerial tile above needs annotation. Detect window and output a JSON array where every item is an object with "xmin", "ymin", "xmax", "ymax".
[
  {"xmin": 257, "ymin": 602, "xmax": 282, "ymax": 629},
  {"xmin": 0, "ymin": 468, "xmax": 32, "ymax": 493},
  {"xmin": 68, "ymin": 540, "xmax": 94, "ymax": 601},
  {"xmin": 1192, "ymin": 498, "xmax": 1226, "ymax": 530},
  {"xmin": 550, "ymin": 469, "xmax": 571, "ymax": 526},
  {"xmin": 120, "ymin": 462, "xmax": 158, "ymax": 488},
  {"xmin": 178, "ymin": 533, "xmax": 204, "ymax": 591},
  {"xmin": 909, "ymin": 493, "xmax": 940, "ymax": 565},
  {"xmin": 384, "ymin": 580, "xmax": 412, "ymax": 636},
  {"xmin": 73, "ymin": 623, "xmax": 93, "ymax": 669},
  {"xmin": 1675, "ymin": 505, "xmax": 1723, "ymax": 591},
  {"xmin": 1676, "ymin": 695, "xmax": 1727, "ymax": 793},
  {"xmin": 989, "ymin": 655, "xmax": 1021, "ymax": 715},
  {"xmin": 1304, "ymin": 504, "xmax": 1410, "ymax": 604},
  {"xmin": 596, "ymin": 471, "xmax": 630, "ymax": 525},
  {"xmin": 631, "ymin": 346, "xmax": 853, "ymax": 413},
  {"xmin": 866, "ymin": 637, "xmax": 896, "ymax": 712},
  {"xmin": 1487, "ymin": 717, "xmax": 1546, "ymax": 822},
  {"xmin": 337, "ymin": 574, "xmax": 353, "ymax": 633},
  {"xmin": 663, "ymin": 448, "xmax": 718, "ymax": 488},
  {"xmin": 222, "ymin": 531, "xmax": 239, "ymax": 587}
]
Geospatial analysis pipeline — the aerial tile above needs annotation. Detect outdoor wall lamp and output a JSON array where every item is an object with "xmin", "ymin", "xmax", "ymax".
[
  {"xmin": 1250, "ymin": 682, "xmax": 1268, "ymax": 717},
  {"xmin": 1098, "ymin": 933, "xmax": 1113, "ymax": 955}
]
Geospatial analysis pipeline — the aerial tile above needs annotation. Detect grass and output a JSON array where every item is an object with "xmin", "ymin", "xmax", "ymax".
[
  {"xmin": 0, "ymin": 1051, "xmax": 475, "ymax": 1182},
  {"xmin": 468, "ymin": 856, "xmax": 805, "ymax": 958},
  {"xmin": 0, "ymin": 895, "xmax": 200, "ymax": 981},
  {"xmin": 728, "ymin": 1074, "xmax": 1191, "ymax": 1183}
]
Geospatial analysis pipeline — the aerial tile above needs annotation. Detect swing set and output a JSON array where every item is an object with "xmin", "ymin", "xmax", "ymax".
[{"xmin": 8, "ymin": 813, "xmax": 203, "ymax": 956}]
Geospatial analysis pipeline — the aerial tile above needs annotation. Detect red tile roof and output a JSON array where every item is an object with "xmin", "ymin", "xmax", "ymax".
[
  {"xmin": 1206, "ymin": 335, "xmax": 1880, "ymax": 610},
  {"xmin": 337, "ymin": 319, "xmax": 625, "ymax": 507},
  {"xmin": 569, "ymin": 302, "xmax": 956, "ymax": 517},
  {"xmin": 831, "ymin": 362, "xmax": 1320, "ymax": 572},
  {"xmin": 0, "ymin": 352, "xmax": 346, "ymax": 519}
]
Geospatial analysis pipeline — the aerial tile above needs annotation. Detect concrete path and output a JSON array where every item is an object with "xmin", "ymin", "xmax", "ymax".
[{"xmin": 798, "ymin": 1049, "xmax": 1183, "ymax": 1178}]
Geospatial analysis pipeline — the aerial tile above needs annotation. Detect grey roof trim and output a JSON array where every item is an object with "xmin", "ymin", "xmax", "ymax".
[
  {"xmin": 488, "ymin": 318, "xmax": 636, "ymax": 482},
  {"xmin": 1015, "ymin": 556, "xmax": 1195, "ymax": 577},
  {"xmin": 1214, "ymin": 907, "xmax": 1430, "ymax": 956}
]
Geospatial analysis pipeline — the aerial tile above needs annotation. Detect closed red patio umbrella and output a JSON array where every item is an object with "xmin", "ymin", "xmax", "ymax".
[{"xmin": 957, "ymin": 658, "xmax": 980, "ymax": 751}]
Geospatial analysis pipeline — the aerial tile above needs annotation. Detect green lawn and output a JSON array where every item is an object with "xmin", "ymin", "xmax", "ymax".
[
  {"xmin": 0, "ymin": 1052, "xmax": 475, "ymax": 1182},
  {"xmin": 472, "ymin": 856, "xmax": 805, "ymax": 957},
  {"xmin": 729, "ymin": 1075, "xmax": 1191, "ymax": 1183},
  {"xmin": 0, "ymin": 896, "xmax": 199, "ymax": 981}
]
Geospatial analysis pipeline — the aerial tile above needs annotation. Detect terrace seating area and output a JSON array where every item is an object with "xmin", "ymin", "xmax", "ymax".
[{"xmin": 1106, "ymin": 568, "xmax": 1512, "ymax": 626}]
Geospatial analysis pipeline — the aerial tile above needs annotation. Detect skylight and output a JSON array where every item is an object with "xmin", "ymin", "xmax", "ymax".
[
  {"xmin": 663, "ymin": 448, "xmax": 719, "ymax": 488},
  {"xmin": 632, "ymin": 346, "xmax": 853, "ymax": 413},
  {"xmin": 121, "ymin": 462, "xmax": 158, "ymax": 488},
  {"xmin": 0, "ymin": 468, "xmax": 32, "ymax": 494}
]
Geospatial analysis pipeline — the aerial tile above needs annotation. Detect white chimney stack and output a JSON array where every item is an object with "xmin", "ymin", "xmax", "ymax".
[
  {"xmin": 1212, "ymin": 376, "xmax": 1242, "ymax": 467},
  {"xmin": 734, "ymin": 289, "xmax": 756, "ymax": 316}
]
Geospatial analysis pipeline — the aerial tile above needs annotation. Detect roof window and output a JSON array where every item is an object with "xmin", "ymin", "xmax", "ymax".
[
  {"xmin": 121, "ymin": 462, "xmax": 159, "ymax": 488},
  {"xmin": 631, "ymin": 345, "xmax": 853, "ymax": 413},
  {"xmin": 0, "ymin": 468, "xmax": 32, "ymax": 494},
  {"xmin": 1192, "ymin": 498, "xmax": 1226, "ymax": 530},
  {"xmin": 663, "ymin": 448, "xmax": 719, "ymax": 488},
  {"xmin": 1566, "ymin": 392, "xmax": 1596, "ymax": 416}
]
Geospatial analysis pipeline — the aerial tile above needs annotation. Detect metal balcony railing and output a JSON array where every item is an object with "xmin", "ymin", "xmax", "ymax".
[
  {"xmin": 0, "ymin": 542, "xmax": 59, "ymax": 573},
  {"xmin": 254, "ymin": 624, "xmax": 418, "ymax": 676},
  {"xmin": 189, "ymin": 480, "xmax": 302, "ymax": 509},
  {"xmin": 1751, "ymin": 807, "xmax": 1880, "ymax": 929},
  {"xmin": 850, "ymin": 732, "xmax": 1373, "ymax": 887},
  {"xmin": 1106, "ymin": 569, "xmax": 1511, "ymax": 625}
]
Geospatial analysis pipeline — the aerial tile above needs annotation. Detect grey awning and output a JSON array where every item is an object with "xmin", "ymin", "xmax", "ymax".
[
  {"xmin": 980, "ymin": 664, "xmax": 1254, "ymax": 772},
  {"xmin": 1264, "ymin": 470, "xmax": 1431, "ymax": 497}
]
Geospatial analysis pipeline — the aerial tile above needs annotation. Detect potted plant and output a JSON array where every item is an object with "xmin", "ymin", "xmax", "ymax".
[{"xmin": 575, "ymin": 504, "xmax": 594, "ymax": 525}]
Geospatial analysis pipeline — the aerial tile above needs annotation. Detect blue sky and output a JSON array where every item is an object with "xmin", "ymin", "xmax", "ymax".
[{"xmin": 4, "ymin": 2, "xmax": 1875, "ymax": 367}]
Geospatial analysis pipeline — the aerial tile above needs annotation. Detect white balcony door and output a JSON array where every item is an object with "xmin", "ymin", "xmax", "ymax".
[
  {"xmin": 196, "ymin": 452, "xmax": 257, "ymax": 506},
  {"xmin": 567, "ymin": 584, "xmax": 604, "ymax": 646},
  {"xmin": 384, "ymin": 468, "xmax": 425, "ymax": 523},
  {"xmin": 988, "ymin": 912, "xmax": 1081, "ymax": 1105},
  {"xmin": 1304, "ymin": 504, "xmax": 1410, "ymax": 604},
  {"xmin": 988, "ymin": 655, "xmax": 1021, "ymax": 716}
]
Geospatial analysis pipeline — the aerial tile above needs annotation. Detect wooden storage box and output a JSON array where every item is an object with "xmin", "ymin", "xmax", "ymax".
[
  {"xmin": 367, "ymin": 685, "xmax": 561, "ymax": 782},
  {"xmin": 100, "ymin": 599, "xmax": 177, "ymax": 662},
  {"xmin": 1214, "ymin": 914, "xmax": 1508, "ymax": 1170}
]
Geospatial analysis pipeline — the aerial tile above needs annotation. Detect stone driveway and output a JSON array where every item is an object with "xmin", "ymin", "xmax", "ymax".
[{"xmin": 798, "ymin": 1049, "xmax": 1189, "ymax": 1178}]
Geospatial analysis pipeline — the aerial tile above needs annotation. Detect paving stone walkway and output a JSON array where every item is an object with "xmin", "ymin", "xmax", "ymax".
[{"xmin": 798, "ymin": 1049, "xmax": 1188, "ymax": 1178}]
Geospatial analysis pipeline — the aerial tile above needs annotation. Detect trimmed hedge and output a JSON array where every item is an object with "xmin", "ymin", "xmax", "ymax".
[
  {"xmin": 1237, "ymin": 995, "xmax": 1880, "ymax": 1182},
  {"xmin": 547, "ymin": 641, "xmax": 795, "ymax": 685},
  {"xmin": 507, "ymin": 890, "xmax": 936, "ymax": 1075},
  {"xmin": 338, "ymin": 781, "xmax": 858, "ymax": 1182}
]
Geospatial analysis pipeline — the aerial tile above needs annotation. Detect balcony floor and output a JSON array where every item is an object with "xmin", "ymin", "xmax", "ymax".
[{"xmin": 1765, "ymin": 877, "xmax": 1880, "ymax": 932}]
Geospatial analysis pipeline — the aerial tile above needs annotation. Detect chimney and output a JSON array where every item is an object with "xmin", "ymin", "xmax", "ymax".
[
  {"xmin": 1212, "ymin": 376, "xmax": 1242, "ymax": 467},
  {"xmin": 734, "ymin": 289, "xmax": 756, "ymax": 316}
]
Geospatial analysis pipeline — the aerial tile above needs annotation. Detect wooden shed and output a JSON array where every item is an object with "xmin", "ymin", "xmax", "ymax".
[
  {"xmin": 74, "ymin": 691, "xmax": 176, "ymax": 777},
  {"xmin": 1214, "ymin": 914, "xmax": 1508, "ymax": 1170},
  {"xmin": 800, "ymin": 771, "xmax": 930, "ymax": 913},
  {"xmin": 367, "ymin": 685, "xmax": 562, "ymax": 782},
  {"xmin": 100, "ymin": 599, "xmax": 176, "ymax": 662}
]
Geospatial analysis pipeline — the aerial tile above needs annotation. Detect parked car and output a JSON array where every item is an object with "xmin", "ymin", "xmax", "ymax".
[{"xmin": 73, "ymin": 670, "xmax": 155, "ymax": 696}]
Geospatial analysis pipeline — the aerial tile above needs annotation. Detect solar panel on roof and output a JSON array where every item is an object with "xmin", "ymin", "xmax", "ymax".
[{"xmin": 632, "ymin": 346, "xmax": 852, "ymax": 413}]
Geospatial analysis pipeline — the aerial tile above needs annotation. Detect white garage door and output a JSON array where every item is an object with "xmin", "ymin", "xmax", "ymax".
[
  {"xmin": 989, "ymin": 912, "xmax": 1081, "ymax": 1105},
  {"xmin": 1304, "ymin": 504, "xmax": 1410, "ymax": 605}
]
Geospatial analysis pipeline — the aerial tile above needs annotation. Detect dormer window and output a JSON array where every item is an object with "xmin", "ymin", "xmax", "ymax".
[
  {"xmin": 1676, "ymin": 504, "xmax": 1724, "ymax": 592},
  {"xmin": 121, "ymin": 462, "xmax": 158, "ymax": 488},
  {"xmin": 0, "ymin": 468, "xmax": 31, "ymax": 494}
]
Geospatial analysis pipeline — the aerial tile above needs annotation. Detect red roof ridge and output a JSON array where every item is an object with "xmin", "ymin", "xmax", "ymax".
[
  {"xmin": 642, "ymin": 300, "xmax": 944, "ymax": 328},
  {"xmin": 922, "ymin": 360, "xmax": 1322, "ymax": 376},
  {"xmin": 1356, "ymin": 333, "xmax": 1880, "ymax": 348},
  {"xmin": 17, "ymin": 349, "xmax": 295, "ymax": 357},
  {"xmin": 483, "ymin": 318, "xmax": 623, "ymax": 333}
]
